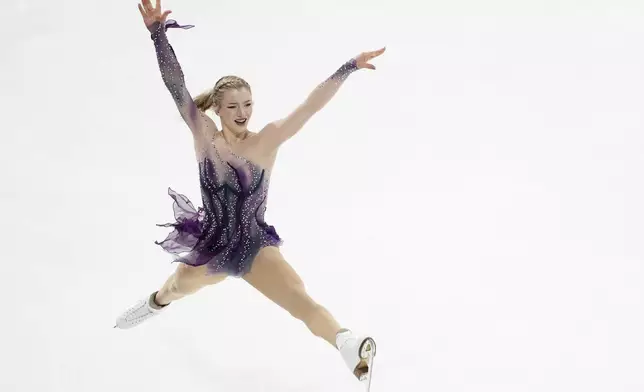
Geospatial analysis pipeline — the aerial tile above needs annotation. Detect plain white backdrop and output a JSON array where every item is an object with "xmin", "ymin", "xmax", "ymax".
[{"xmin": 1, "ymin": 0, "xmax": 643, "ymax": 391}]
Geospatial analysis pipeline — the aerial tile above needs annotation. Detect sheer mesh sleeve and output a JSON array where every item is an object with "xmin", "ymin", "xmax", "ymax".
[{"xmin": 149, "ymin": 20, "xmax": 215, "ymax": 136}]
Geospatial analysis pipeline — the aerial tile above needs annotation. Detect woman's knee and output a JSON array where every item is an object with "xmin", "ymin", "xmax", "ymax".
[{"xmin": 283, "ymin": 282, "xmax": 319, "ymax": 321}]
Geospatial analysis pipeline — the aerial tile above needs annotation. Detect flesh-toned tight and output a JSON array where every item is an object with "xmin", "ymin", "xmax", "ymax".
[{"xmin": 154, "ymin": 246, "xmax": 343, "ymax": 347}]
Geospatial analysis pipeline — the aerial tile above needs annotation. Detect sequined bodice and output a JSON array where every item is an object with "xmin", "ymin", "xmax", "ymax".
[
  {"xmin": 192, "ymin": 151, "xmax": 273, "ymax": 257},
  {"xmin": 154, "ymin": 150, "xmax": 281, "ymax": 276},
  {"xmin": 199, "ymin": 151, "xmax": 268, "ymax": 194}
]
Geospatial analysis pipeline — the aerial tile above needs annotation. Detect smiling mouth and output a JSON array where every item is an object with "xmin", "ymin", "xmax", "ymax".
[{"xmin": 234, "ymin": 119, "xmax": 247, "ymax": 125}]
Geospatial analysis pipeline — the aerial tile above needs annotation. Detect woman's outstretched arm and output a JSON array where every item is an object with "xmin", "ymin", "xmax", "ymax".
[
  {"xmin": 140, "ymin": 0, "xmax": 217, "ymax": 139},
  {"xmin": 259, "ymin": 47, "xmax": 385, "ymax": 150}
]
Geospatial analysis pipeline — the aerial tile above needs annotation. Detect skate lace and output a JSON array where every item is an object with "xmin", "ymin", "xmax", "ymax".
[
  {"xmin": 125, "ymin": 301, "xmax": 154, "ymax": 322},
  {"xmin": 336, "ymin": 334, "xmax": 358, "ymax": 352}
]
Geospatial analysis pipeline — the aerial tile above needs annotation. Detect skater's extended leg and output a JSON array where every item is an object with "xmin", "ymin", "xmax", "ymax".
[
  {"xmin": 115, "ymin": 263, "xmax": 227, "ymax": 329},
  {"xmin": 243, "ymin": 246, "xmax": 342, "ymax": 347},
  {"xmin": 155, "ymin": 263, "xmax": 228, "ymax": 305}
]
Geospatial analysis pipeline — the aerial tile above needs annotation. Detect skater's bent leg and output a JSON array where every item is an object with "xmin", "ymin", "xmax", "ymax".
[
  {"xmin": 243, "ymin": 246, "xmax": 342, "ymax": 347},
  {"xmin": 155, "ymin": 263, "xmax": 227, "ymax": 306}
]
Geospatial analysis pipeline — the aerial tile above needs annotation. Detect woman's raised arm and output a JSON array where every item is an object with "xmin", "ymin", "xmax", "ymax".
[{"xmin": 138, "ymin": 0, "xmax": 218, "ymax": 139}]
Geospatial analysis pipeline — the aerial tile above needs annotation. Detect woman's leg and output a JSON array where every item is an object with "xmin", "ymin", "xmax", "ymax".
[
  {"xmin": 154, "ymin": 262, "xmax": 228, "ymax": 306},
  {"xmin": 115, "ymin": 262, "xmax": 228, "ymax": 329},
  {"xmin": 242, "ymin": 246, "xmax": 343, "ymax": 347}
]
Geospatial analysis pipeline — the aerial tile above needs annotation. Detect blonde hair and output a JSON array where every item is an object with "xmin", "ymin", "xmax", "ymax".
[{"xmin": 194, "ymin": 76, "xmax": 251, "ymax": 112}]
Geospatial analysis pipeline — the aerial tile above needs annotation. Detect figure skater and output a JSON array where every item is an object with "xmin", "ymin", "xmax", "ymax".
[{"xmin": 115, "ymin": 0, "xmax": 385, "ymax": 382}]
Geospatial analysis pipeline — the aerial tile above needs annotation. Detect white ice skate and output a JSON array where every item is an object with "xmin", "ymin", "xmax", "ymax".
[
  {"xmin": 114, "ymin": 291, "xmax": 168, "ymax": 329},
  {"xmin": 336, "ymin": 330, "xmax": 377, "ymax": 391}
]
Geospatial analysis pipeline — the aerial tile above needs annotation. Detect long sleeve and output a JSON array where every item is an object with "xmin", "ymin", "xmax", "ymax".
[{"xmin": 148, "ymin": 20, "xmax": 208, "ymax": 133}]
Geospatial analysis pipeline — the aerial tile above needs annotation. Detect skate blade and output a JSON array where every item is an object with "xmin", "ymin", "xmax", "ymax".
[{"xmin": 357, "ymin": 337, "xmax": 376, "ymax": 391}]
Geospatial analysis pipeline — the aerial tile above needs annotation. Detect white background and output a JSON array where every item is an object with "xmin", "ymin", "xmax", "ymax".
[{"xmin": 1, "ymin": 0, "xmax": 643, "ymax": 391}]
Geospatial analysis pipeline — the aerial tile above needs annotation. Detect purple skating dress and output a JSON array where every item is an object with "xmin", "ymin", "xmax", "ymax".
[{"xmin": 148, "ymin": 20, "xmax": 282, "ymax": 276}]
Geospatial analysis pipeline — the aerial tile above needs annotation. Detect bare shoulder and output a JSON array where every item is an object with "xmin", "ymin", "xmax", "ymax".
[
  {"xmin": 249, "ymin": 130, "xmax": 278, "ymax": 153},
  {"xmin": 241, "ymin": 131, "xmax": 277, "ymax": 167},
  {"xmin": 252, "ymin": 126, "xmax": 278, "ymax": 147},
  {"xmin": 257, "ymin": 121, "xmax": 278, "ymax": 134}
]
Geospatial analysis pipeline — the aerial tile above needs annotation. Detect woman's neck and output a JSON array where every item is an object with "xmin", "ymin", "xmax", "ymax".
[{"xmin": 222, "ymin": 127, "xmax": 249, "ymax": 144}]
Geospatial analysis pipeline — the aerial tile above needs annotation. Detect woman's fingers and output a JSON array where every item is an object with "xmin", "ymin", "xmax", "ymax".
[
  {"xmin": 142, "ymin": 0, "xmax": 154, "ymax": 12},
  {"xmin": 367, "ymin": 47, "xmax": 386, "ymax": 59},
  {"xmin": 138, "ymin": 0, "xmax": 171, "ymax": 23},
  {"xmin": 355, "ymin": 47, "xmax": 385, "ymax": 70},
  {"xmin": 137, "ymin": 3, "xmax": 147, "ymax": 18}
]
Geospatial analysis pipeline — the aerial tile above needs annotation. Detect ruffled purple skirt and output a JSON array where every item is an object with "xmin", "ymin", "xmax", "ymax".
[{"xmin": 155, "ymin": 188, "xmax": 282, "ymax": 277}]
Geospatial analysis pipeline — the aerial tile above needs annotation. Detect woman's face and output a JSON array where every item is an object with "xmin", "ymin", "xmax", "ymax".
[{"xmin": 215, "ymin": 88, "xmax": 253, "ymax": 131}]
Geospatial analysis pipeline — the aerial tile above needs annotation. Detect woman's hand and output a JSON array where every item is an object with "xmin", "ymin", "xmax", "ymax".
[
  {"xmin": 354, "ymin": 47, "xmax": 386, "ymax": 70},
  {"xmin": 137, "ymin": 0, "xmax": 172, "ymax": 30}
]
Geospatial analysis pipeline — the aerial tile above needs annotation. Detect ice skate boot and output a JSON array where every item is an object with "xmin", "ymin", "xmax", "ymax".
[
  {"xmin": 336, "ymin": 329, "xmax": 377, "ymax": 390},
  {"xmin": 114, "ymin": 291, "xmax": 168, "ymax": 329}
]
